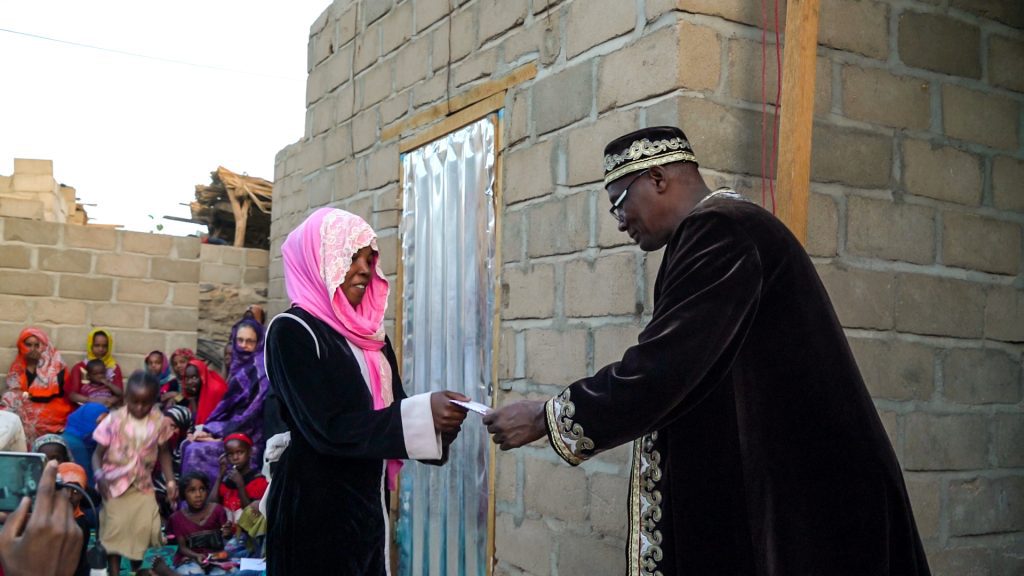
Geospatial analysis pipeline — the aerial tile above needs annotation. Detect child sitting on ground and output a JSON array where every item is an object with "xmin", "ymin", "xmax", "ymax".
[
  {"xmin": 92, "ymin": 370, "xmax": 177, "ymax": 576},
  {"xmin": 69, "ymin": 358, "xmax": 122, "ymax": 408},
  {"xmin": 32, "ymin": 433, "xmax": 72, "ymax": 463},
  {"xmin": 166, "ymin": 471, "xmax": 235, "ymax": 575},
  {"xmin": 210, "ymin": 433, "xmax": 268, "ymax": 559}
]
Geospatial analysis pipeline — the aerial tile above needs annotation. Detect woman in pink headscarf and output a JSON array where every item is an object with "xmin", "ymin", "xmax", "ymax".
[{"xmin": 263, "ymin": 208, "xmax": 468, "ymax": 575}]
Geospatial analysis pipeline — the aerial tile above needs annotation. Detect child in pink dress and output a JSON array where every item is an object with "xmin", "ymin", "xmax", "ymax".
[{"xmin": 92, "ymin": 370, "xmax": 177, "ymax": 576}]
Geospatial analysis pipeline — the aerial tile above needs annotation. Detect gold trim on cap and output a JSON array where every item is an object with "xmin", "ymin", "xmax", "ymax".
[{"xmin": 604, "ymin": 150, "xmax": 697, "ymax": 185}]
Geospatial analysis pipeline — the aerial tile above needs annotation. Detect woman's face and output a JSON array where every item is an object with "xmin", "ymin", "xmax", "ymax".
[
  {"xmin": 235, "ymin": 326, "xmax": 258, "ymax": 353},
  {"xmin": 145, "ymin": 353, "xmax": 163, "ymax": 375},
  {"xmin": 171, "ymin": 354, "xmax": 190, "ymax": 378},
  {"xmin": 91, "ymin": 333, "xmax": 109, "ymax": 359},
  {"xmin": 340, "ymin": 246, "xmax": 377, "ymax": 308},
  {"xmin": 183, "ymin": 365, "xmax": 201, "ymax": 396},
  {"xmin": 22, "ymin": 336, "xmax": 43, "ymax": 362}
]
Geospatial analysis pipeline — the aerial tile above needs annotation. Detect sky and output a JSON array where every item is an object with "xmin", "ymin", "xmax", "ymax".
[{"xmin": 0, "ymin": 0, "xmax": 329, "ymax": 235}]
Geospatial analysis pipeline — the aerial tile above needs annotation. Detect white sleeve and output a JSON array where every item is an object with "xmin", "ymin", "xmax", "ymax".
[{"xmin": 400, "ymin": 392, "xmax": 442, "ymax": 460}]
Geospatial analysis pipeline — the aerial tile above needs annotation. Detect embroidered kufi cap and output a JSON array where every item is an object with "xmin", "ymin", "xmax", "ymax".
[{"xmin": 603, "ymin": 126, "xmax": 697, "ymax": 186}]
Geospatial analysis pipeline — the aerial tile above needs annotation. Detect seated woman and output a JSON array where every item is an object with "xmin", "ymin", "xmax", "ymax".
[
  {"xmin": 65, "ymin": 328, "xmax": 124, "ymax": 406},
  {"xmin": 145, "ymin": 350, "xmax": 180, "ymax": 406},
  {"xmin": 179, "ymin": 359, "xmax": 228, "ymax": 427},
  {"xmin": 181, "ymin": 318, "xmax": 270, "ymax": 483},
  {"xmin": 168, "ymin": 348, "xmax": 196, "ymax": 402},
  {"xmin": 2, "ymin": 328, "xmax": 74, "ymax": 443}
]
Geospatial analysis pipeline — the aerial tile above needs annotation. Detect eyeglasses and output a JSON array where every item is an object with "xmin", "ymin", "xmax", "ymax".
[
  {"xmin": 235, "ymin": 337, "xmax": 258, "ymax": 346},
  {"xmin": 608, "ymin": 169, "xmax": 649, "ymax": 222}
]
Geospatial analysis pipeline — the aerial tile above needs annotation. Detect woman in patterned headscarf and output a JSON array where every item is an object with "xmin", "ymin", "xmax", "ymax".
[
  {"xmin": 263, "ymin": 208, "xmax": 470, "ymax": 575},
  {"xmin": 2, "ymin": 328, "xmax": 74, "ymax": 443}
]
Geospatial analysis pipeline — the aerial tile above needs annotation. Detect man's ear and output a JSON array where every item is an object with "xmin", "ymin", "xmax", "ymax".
[{"xmin": 649, "ymin": 165, "xmax": 670, "ymax": 195}]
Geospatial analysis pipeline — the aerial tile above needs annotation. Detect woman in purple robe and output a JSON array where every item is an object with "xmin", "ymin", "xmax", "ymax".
[{"xmin": 180, "ymin": 318, "xmax": 270, "ymax": 483}]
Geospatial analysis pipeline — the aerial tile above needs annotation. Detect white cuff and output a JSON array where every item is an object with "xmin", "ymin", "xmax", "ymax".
[{"xmin": 400, "ymin": 392, "xmax": 442, "ymax": 460}]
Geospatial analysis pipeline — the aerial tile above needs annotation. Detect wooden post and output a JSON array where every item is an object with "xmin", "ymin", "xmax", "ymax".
[{"xmin": 775, "ymin": 0, "xmax": 820, "ymax": 245}]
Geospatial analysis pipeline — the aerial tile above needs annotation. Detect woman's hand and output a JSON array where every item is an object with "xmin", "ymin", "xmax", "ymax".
[
  {"xmin": 193, "ymin": 430, "xmax": 214, "ymax": 442},
  {"xmin": 429, "ymin": 391, "xmax": 469, "ymax": 433},
  {"xmin": 0, "ymin": 460, "xmax": 83, "ymax": 576}
]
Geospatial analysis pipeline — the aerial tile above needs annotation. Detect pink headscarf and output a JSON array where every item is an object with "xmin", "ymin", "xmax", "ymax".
[{"xmin": 281, "ymin": 208, "xmax": 401, "ymax": 488}]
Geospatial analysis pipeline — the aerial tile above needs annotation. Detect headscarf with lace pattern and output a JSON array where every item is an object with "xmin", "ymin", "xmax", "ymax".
[{"xmin": 281, "ymin": 207, "xmax": 401, "ymax": 489}]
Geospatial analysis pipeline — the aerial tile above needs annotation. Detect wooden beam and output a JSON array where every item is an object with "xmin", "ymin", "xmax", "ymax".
[
  {"xmin": 775, "ymin": 0, "xmax": 820, "ymax": 245},
  {"xmin": 398, "ymin": 92, "xmax": 505, "ymax": 153},
  {"xmin": 382, "ymin": 62, "xmax": 536, "ymax": 143}
]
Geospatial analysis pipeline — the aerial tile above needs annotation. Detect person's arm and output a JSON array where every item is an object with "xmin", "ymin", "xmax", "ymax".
[
  {"xmin": 267, "ymin": 316, "xmax": 464, "ymax": 461},
  {"xmin": 0, "ymin": 461, "xmax": 83, "ymax": 576},
  {"xmin": 68, "ymin": 392, "xmax": 90, "ymax": 405},
  {"xmin": 159, "ymin": 443, "xmax": 177, "ymax": 502},
  {"xmin": 486, "ymin": 211, "xmax": 764, "ymax": 463},
  {"xmin": 108, "ymin": 365, "xmax": 124, "ymax": 395}
]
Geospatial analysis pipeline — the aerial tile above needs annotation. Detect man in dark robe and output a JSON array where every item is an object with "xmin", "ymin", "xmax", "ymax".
[{"xmin": 484, "ymin": 126, "xmax": 931, "ymax": 575}]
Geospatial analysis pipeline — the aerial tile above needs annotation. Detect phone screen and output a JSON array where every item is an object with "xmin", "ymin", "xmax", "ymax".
[{"xmin": 0, "ymin": 452, "xmax": 46, "ymax": 512}]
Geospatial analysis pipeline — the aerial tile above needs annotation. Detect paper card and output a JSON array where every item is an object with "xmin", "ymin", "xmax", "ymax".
[
  {"xmin": 449, "ymin": 399, "xmax": 491, "ymax": 415},
  {"xmin": 239, "ymin": 558, "xmax": 267, "ymax": 571}
]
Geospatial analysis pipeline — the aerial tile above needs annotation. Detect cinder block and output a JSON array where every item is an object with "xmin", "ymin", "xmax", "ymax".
[
  {"xmin": 842, "ymin": 66, "xmax": 930, "ymax": 129},
  {"xmin": 413, "ymin": 73, "xmax": 446, "ymax": 109},
  {"xmin": 149, "ymin": 307, "xmax": 198, "ymax": 332},
  {"xmin": 948, "ymin": 476, "xmax": 1024, "ymax": 536},
  {"xmin": 199, "ymin": 243, "xmax": 227, "ymax": 264},
  {"xmin": 525, "ymin": 328, "xmax": 587, "ymax": 385},
  {"xmin": 847, "ymin": 196, "xmax": 935, "ymax": 264},
  {"xmin": 565, "ymin": 253, "xmax": 638, "ymax": 317},
  {"xmin": 13, "ymin": 158, "xmax": 53, "ymax": 175},
  {"xmin": 924, "ymin": 546, "xmax": 993, "ymax": 575},
  {"xmin": 504, "ymin": 140, "xmax": 556, "ymax": 205},
  {"xmin": 593, "ymin": 323, "xmax": 642, "ymax": 369},
  {"xmin": 58, "ymin": 275, "xmax": 112, "ymax": 301},
  {"xmin": 985, "ymin": 285, "xmax": 1024, "ymax": 342},
  {"xmin": 566, "ymin": 0, "xmax": 634, "ymax": 58},
  {"xmin": 394, "ymin": 40, "xmax": 427, "ymax": 91},
  {"xmin": 903, "ymin": 474, "xmax": 941, "ymax": 540},
  {"xmin": 220, "ymin": 247, "xmax": 243, "ymax": 266},
  {"xmin": 354, "ymin": 20, "xmax": 381, "ymax": 74},
  {"xmin": 165, "ymin": 332, "xmax": 198, "ymax": 355},
  {"xmin": 895, "ymin": 274, "xmax": 985, "ymax": 338},
  {"xmin": 596, "ymin": 199, "xmax": 633, "ymax": 249},
  {"xmin": 36, "ymin": 248, "xmax": 90, "ymax": 273},
  {"xmin": 811, "ymin": 123, "xmax": 892, "ymax": 188},
  {"xmin": 120, "ymin": 231, "xmax": 174, "ymax": 256},
  {"xmin": 11, "ymin": 174, "xmax": 55, "ymax": 193},
  {"xmin": 728, "ymin": 39, "xmax": 832, "ymax": 117},
  {"xmin": 989, "ymin": 35, "xmax": 1024, "ymax": 93},
  {"xmin": 325, "ymin": 123, "xmax": 354, "ymax": 166},
  {"xmin": 242, "ymin": 268, "xmax": 267, "ymax": 285},
  {"xmin": 360, "ymin": 59, "xmax": 393, "ymax": 110},
  {"xmin": 557, "ymin": 533, "xmax": 626, "ymax": 576},
  {"xmin": 849, "ymin": 338, "xmax": 934, "ymax": 401},
  {"xmin": 494, "ymin": 515, "xmax": 553, "ymax": 576},
  {"xmin": 944, "ymin": 348, "xmax": 1021, "ymax": 404},
  {"xmin": 452, "ymin": 49, "xmax": 497, "ymax": 87},
  {"xmin": 951, "ymin": 0, "xmax": 1024, "ymax": 27},
  {"xmin": 106, "ymin": 329, "xmax": 168, "ymax": 356},
  {"xmin": 502, "ymin": 212, "xmax": 523, "ymax": 264},
  {"xmin": 65, "ymin": 225, "xmax": 116, "ymax": 250},
  {"xmin": 942, "ymin": 212, "xmax": 1020, "ymax": 275},
  {"xmin": 415, "ymin": 0, "xmax": 448, "ymax": 32},
  {"xmin": 0, "ymin": 245, "xmax": 32, "ymax": 269},
  {"xmin": 173, "ymin": 236, "xmax": 201, "ymax": 260},
  {"xmin": 91, "ymin": 303, "xmax": 146, "ymax": 329},
  {"xmin": 380, "ymin": 1, "xmax": 412, "ymax": 56},
  {"xmin": 902, "ymin": 140, "xmax": 982, "ymax": 206},
  {"xmin": 603, "ymin": 27, "xmax": 679, "ymax": 111},
  {"xmin": 644, "ymin": 249, "xmax": 663, "ymax": 313},
  {"xmin": 533, "ymin": 64, "xmax": 593, "ymax": 136},
  {"xmin": 806, "ymin": 192, "xmax": 838, "ymax": 257},
  {"xmin": 898, "ymin": 11, "xmax": 981, "ymax": 78},
  {"xmin": 662, "ymin": 96, "xmax": 768, "ymax": 177},
  {"xmin": 478, "ymin": 0, "xmax": 526, "ymax": 43},
  {"xmin": 172, "ymin": 284, "xmax": 200, "ymax": 308},
  {"xmin": 245, "ymin": 249, "xmax": 270, "ymax": 268},
  {"xmin": 32, "ymin": 299, "xmax": 87, "ymax": 325},
  {"xmin": 0, "ymin": 296, "xmax": 30, "ymax": 322},
  {"xmin": 352, "ymin": 107, "xmax": 379, "ymax": 154},
  {"xmin": 993, "ymin": 414, "xmax": 1024, "ymax": 468},
  {"xmin": 566, "ymin": 109, "xmax": 638, "ymax": 186},
  {"xmin": 116, "ymin": 279, "xmax": 169, "ymax": 305},
  {"xmin": 94, "ymin": 253, "xmax": 150, "ymax": 278},
  {"xmin": 502, "ymin": 10, "xmax": 560, "ymax": 66},
  {"xmin": 903, "ymin": 413, "xmax": 989, "ymax": 470},
  {"xmin": 0, "ymin": 198, "xmax": 45, "ymax": 220},
  {"xmin": 364, "ymin": 142, "xmax": 399, "ymax": 189},
  {"xmin": 819, "ymin": 0, "xmax": 889, "ymax": 59},
  {"xmin": 589, "ymin": 473, "xmax": 628, "ymax": 536},
  {"xmin": 3, "ymin": 218, "xmax": 60, "ymax": 245},
  {"xmin": 2, "ymin": 271, "xmax": 54, "ymax": 297},
  {"xmin": 449, "ymin": 6, "xmax": 475, "ymax": 62},
  {"xmin": 150, "ymin": 258, "xmax": 200, "ymax": 283},
  {"xmin": 200, "ymin": 262, "xmax": 242, "ymax": 285},
  {"xmin": 524, "ymin": 457, "xmax": 586, "ymax": 521},
  {"xmin": 943, "ymin": 85, "xmax": 1019, "ymax": 150},
  {"xmin": 503, "ymin": 264, "xmax": 555, "ymax": 319},
  {"xmin": 526, "ymin": 194, "xmax": 589, "ymax": 258},
  {"xmin": 992, "ymin": 156, "xmax": 1024, "ymax": 212},
  {"xmin": 362, "ymin": 0, "xmax": 390, "ymax": 27},
  {"xmin": 817, "ymin": 264, "xmax": 894, "ymax": 330},
  {"xmin": 652, "ymin": 0, "xmax": 785, "ymax": 30}
]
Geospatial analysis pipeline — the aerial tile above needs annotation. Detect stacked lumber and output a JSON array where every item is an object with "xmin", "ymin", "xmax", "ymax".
[{"xmin": 190, "ymin": 166, "xmax": 272, "ymax": 249}]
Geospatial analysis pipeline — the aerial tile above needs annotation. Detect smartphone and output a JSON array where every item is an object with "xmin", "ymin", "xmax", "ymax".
[{"xmin": 0, "ymin": 452, "xmax": 46, "ymax": 512}]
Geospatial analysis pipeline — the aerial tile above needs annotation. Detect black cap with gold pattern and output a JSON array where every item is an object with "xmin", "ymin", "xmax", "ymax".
[{"xmin": 603, "ymin": 126, "xmax": 697, "ymax": 187}]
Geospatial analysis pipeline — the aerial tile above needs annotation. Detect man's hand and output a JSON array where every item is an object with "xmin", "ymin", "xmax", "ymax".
[
  {"xmin": 430, "ymin": 391, "xmax": 470, "ymax": 433},
  {"xmin": 483, "ymin": 400, "xmax": 547, "ymax": 450},
  {"xmin": 0, "ymin": 460, "xmax": 83, "ymax": 576}
]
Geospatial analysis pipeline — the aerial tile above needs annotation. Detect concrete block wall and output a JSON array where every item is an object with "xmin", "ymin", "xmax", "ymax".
[
  {"xmin": 0, "ymin": 217, "xmax": 201, "ymax": 376},
  {"xmin": 197, "ymin": 244, "xmax": 270, "ymax": 347},
  {"xmin": 269, "ymin": 0, "xmax": 1024, "ymax": 573}
]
